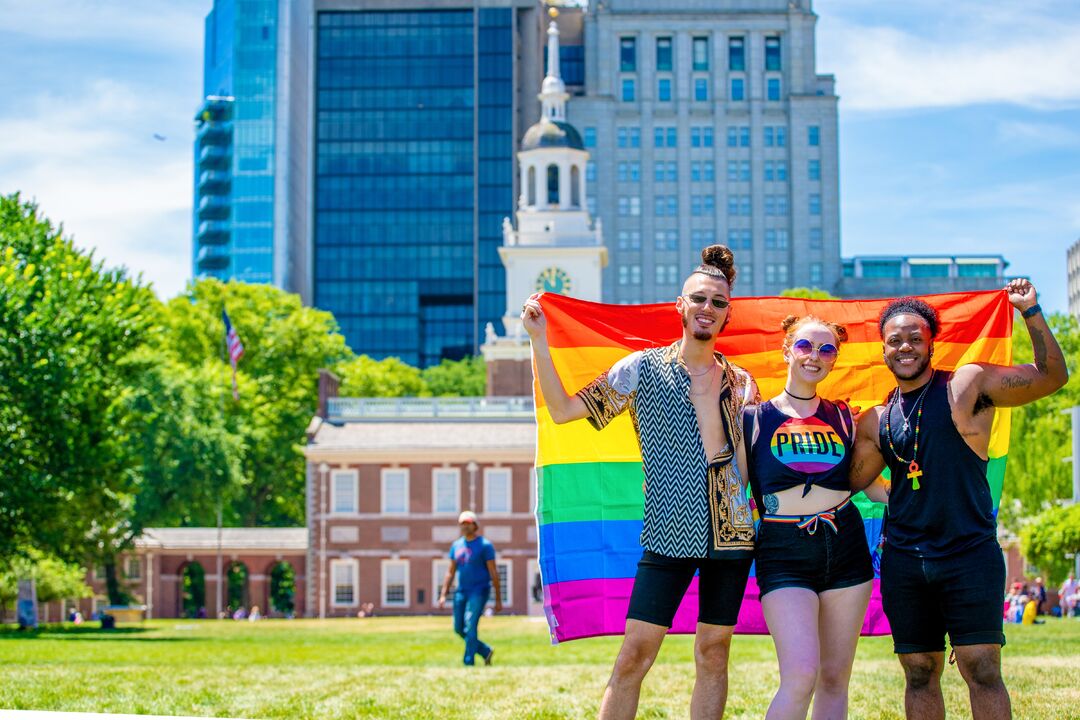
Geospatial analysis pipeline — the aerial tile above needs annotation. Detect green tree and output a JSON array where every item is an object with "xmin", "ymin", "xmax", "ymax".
[
  {"xmin": 1021, "ymin": 503, "xmax": 1080, "ymax": 583},
  {"xmin": 779, "ymin": 287, "xmax": 839, "ymax": 300},
  {"xmin": 0, "ymin": 194, "xmax": 156, "ymax": 562},
  {"xmin": 422, "ymin": 355, "xmax": 486, "ymax": 396},
  {"xmin": 1001, "ymin": 312, "xmax": 1080, "ymax": 521},
  {"xmin": 0, "ymin": 548, "xmax": 91, "ymax": 618},
  {"xmin": 336, "ymin": 355, "xmax": 426, "ymax": 397},
  {"xmin": 158, "ymin": 279, "xmax": 351, "ymax": 526}
]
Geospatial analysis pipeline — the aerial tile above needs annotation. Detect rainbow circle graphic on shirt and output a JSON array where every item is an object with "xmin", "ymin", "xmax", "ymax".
[{"xmin": 769, "ymin": 415, "xmax": 846, "ymax": 474}]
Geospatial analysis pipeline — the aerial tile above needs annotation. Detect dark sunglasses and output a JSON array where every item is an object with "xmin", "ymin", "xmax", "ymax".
[
  {"xmin": 791, "ymin": 338, "xmax": 839, "ymax": 362},
  {"xmin": 683, "ymin": 293, "xmax": 730, "ymax": 310}
]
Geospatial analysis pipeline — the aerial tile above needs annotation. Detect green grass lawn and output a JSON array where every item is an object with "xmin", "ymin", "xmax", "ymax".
[{"xmin": 1, "ymin": 616, "xmax": 1078, "ymax": 719}]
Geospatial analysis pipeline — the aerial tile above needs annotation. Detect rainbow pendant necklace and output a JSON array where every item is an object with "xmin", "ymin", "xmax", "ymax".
[{"xmin": 884, "ymin": 370, "xmax": 935, "ymax": 490}]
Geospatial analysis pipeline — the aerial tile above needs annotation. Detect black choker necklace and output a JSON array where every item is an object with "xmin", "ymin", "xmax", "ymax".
[{"xmin": 784, "ymin": 387, "xmax": 817, "ymax": 401}]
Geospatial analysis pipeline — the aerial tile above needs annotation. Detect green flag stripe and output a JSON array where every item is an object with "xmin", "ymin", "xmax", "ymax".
[{"xmin": 537, "ymin": 462, "xmax": 645, "ymax": 525}]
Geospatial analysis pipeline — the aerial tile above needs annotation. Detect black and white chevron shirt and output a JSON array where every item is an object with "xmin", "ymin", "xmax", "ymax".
[{"xmin": 577, "ymin": 342, "xmax": 759, "ymax": 558}]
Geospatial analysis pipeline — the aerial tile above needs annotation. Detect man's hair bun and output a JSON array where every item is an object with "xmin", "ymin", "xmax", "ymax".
[{"xmin": 692, "ymin": 244, "xmax": 737, "ymax": 286}]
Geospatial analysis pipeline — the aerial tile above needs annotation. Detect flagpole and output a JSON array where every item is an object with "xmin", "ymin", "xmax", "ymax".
[{"xmin": 218, "ymin": 311, "xmax": 227, "ymax": 619}]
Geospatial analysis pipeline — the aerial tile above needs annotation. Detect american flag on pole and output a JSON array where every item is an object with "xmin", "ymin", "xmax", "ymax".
[{"xmin": 222, "ymin": 309, "xmax": 244, "ymax": 401}]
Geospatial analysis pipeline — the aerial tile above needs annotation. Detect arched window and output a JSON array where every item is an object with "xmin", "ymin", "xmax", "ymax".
[
  {"xmin": 527, "ymin": 165, "xmax": 536, "ymax": 206},
  {"xmin": 547, "ymin": 164, "xmax": 560, "ymax": 205},
  {"xmin": 571, "ymin": 165, "xmax": 581, "ymax": 207}
]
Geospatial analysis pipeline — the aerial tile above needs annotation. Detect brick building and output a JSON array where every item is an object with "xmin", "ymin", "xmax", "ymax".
[{"xmin": 303, "ymin": 394, "xmax": 541, "ymax": 617}]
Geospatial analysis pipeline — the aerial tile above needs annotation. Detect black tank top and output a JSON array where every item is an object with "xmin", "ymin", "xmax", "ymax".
[
  {"xmin": 748, "ymin": 398, "xmax": 853, "ymax": 499},
  {"xmin": 878, "ymin": 370, "xmax": 996, "ymax": 558}
]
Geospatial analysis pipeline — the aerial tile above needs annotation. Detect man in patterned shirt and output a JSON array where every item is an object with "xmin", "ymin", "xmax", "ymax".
[{"xmin": 521, "ymin": 245, "xmax": 759, "ymax": 720}]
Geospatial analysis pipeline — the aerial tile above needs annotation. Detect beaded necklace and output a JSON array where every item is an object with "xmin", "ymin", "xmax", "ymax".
[{"xmin": 884, "ymin": 370, "xmax": 935, "ymax": 490}]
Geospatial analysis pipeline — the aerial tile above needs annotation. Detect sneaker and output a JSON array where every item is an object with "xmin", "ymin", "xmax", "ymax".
[{"xmin": 483, "ymin": 649, "xmax": 494, "ymax": 666}]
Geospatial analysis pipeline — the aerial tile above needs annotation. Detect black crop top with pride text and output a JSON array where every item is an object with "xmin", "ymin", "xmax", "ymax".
[{"xmin": 747, "ymin": 398, "xmax": 853, "ymax": 498}]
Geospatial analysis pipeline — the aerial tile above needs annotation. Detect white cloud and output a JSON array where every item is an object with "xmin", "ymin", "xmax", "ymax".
[
  {"xmin": 817, "ymin": 3, "xmax": 1080, "ymax": 111},
  {"xmin": 0, "ymin": 0, "xmax": 205, "ymax": 53},
  {"xmin": 996, "ymin": 120, "xmax": 1080, "ymax": 150},
  {"xmin": 0, "ymin": 78, "xmax": 196, "ymax": 298}
]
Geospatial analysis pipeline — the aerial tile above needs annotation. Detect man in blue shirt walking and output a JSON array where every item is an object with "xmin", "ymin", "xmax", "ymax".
[{"xmin": 438, "ymin": 510, "xmax": 503, "ymax": 666}]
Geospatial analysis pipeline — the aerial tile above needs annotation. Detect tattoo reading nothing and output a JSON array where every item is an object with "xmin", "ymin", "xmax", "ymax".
[{"xmin": 1001, "ymin": 375, "xmax": 1033, "ymax": 390}]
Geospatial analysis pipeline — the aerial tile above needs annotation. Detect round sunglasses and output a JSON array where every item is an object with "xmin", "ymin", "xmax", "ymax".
[
  {"xmin": 682, "ymin": 293, "xmax": 730, "ymax": 310},
  {"xmin": 791, "ymin": 337, "xmax": 839, "ymax": 362}
]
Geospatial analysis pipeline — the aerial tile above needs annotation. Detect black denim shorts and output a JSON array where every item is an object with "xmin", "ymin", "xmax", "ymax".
[
  {"xmin": 626, "ymin": 551, "xmax": 753, "ymax": 627},
  {"xmin": 881, "ymin": 539, "xmax": 1006, "ymax": 654},
  {"xmin": 755, "ymin": 499, "xmax": 874, "ymax": 598}
]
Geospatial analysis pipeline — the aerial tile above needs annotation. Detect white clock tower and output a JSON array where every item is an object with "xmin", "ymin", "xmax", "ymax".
[{"xmin": 485, "ymin": 8, "xmax": 606, "ymax": 366}]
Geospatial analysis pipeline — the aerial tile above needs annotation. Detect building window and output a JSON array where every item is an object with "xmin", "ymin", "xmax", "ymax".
[
  {"xmin": 654, "ymin": 229, "xmax": 678, "ymax": 250},
  {"xmin": 765, "ymin": 228, "xmax": 790, "ymax": 250},
  {"xmin": 654, "ymin": 195, "xmax": 678, "ymax": 217},
  {"xmin": 381, "ymin": 468, "xmax": 409, "ymax": 515},
  {"xmin": 764, "ymin": 161, "xmax": 788, "ymax": 182},
  {"xmin": 381, "ymin": 560, "xmax": 409, "ymax": 608},
  {"xmin": 617, "ymin": 126, "xmax": 640, "ymax": 148},
  {"xmin": 618, "ymin": 196, "xmax": 641, "ymax": 216},
  {"xmin": 910, "ymin": 263, "xmax": 950, "ymax": 279},
  {"xmin": 654, "ymin": 161, "xmax": 676, "ymax": 183},
  {"xmin": 767, "ymin": 77, "xmax": 781, "ymax": 101},
  {"xmin": 729, "ymin": 36, "xmax": 745, "ymax": 71},
  {"xmin": 432, "ymin": 467, "xmax": 460, "ymax": 516},
  {"xmin": 766, "ymin": 263, "xmax": 790, "ymax": 285},
  {"xmin": 694, "ymin": 78, "xmax": 708, "ymax": 101},
  {"xmin": 727, "ymin": 195, "xmax": 751, "ymax": 217},
  {"xmin": 691, "ymin": 229, "xmax": 716, "ymax": 246},
  {"xmin": 658, "ymin": 78, "xmax": 672, "ymax": 102},
  {"xmin": 862, "ymin": 260, "xmax": 901, "ymax": 278},
  {"xmin": 730, "ymin": 77, "xmax": 745, "ymax": 101},
  {"xmin": 622, "ymin": 78, "xmax": 635, "ymax": 102},
  {"xmin": 809, "ymin": 193, "xmax": 822, "ymax": 215},
  {"xmin": 810, "ymin": 263, "xmax": 824, "ymax": 285},
  {"xmin": 656, "ymin": 37, "xmax": 673, "ymax": 71},
  {"xmin": 808, "ymin": 125, "xmax": 820, "ymax": 146},
  {"xmin": 587, "ymin": 196, "xmax": 597, "ymax": 215},
  {"xmin": 125, "ymin": 557, "xmax": 141, "ymax": 580},
  {"xmin": 484, "ymin": 467, "xmax": 512, "ymax": 515},
  {"xmin": 620, "ymin": 37, "xmax": 637, "ymax": 72},
  {"xmin": 331, "ymin": 469, "xmax": 359, "ymax": 514},
  {"xmin": 655, "ymin": 264, "xmax": 679, "ymax": 285},
  {"xmin": 584, "ymin": 127, "xmax": 597, "ymax": 147},
  {"xmin": 432, "ymin": 559, "xmax": 455, "ymax": 607},
  {"xmin": 727, "ymin": 228, "xmax": 752, "ymax": 250},
  {"xmin": 765, "ymin": 126, "xmax": 787, "ymax": 148},
  {"xmin": 809, "ymin": 227, "xmax": 823, "ymax": 249},
  {"xmin": 765, "ymin": 36, "xmax": 781, "ymax": 71},
  {"xmin": 490, "ymin": 560, "xmax": 512, "ymax": 607},
  {"xmin": 691, "ymin": 161, "xmax": 715, "ymax": 182},
  {"xmin": 617, "ymin": 161, "xmax": 640, "ymax": 182},
  {"xmin": 691, "ymin": 195, "xmax": 715, "ymax": 217},
  {"xmin": 655, "ymin": 127, "xmax": 677, "ymax": 148},
  {"xmin": 586, "ymin": 161, "xmax": 597, "ymax": 183},
  {"xmin": 618, "ymin": 264, "xmax": 642, "ymax": 285},
  {"xmin": 691, "ymin": 127, "xmax": 713, "ymax": 148},
  {"xmin": 617, "ymin": 230, "xmax": 642, "ymax": 250},
  {"xmin": 808, "ymin": 159, "xmax": 820, "ymax": 181},
  {"xmin": 693, "ymin": 37, "xmax": 709, "ymax": 70},
  {"xmin": 331, "ymin": 559, "xmax": 359, "ymax": 607}
]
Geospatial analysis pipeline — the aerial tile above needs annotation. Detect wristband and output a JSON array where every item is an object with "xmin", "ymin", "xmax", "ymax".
[{"xmin": 1021, "ymin": 303, "xmax": 1041, "ymax": 319}]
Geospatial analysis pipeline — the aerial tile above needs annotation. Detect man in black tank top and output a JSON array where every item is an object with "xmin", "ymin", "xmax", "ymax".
[{"xmin": 849, "ymin": 279, "xmax": 1068, "ymax": 720}]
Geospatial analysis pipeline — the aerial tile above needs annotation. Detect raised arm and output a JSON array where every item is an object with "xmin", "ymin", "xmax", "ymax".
[
  {"xmin": 959, "ymin": 279, "xmax": 1069, "ymax": 408},
  {"xmin": 850, "ymin": 407, "xmax": 888, "ymax": 493},
  {"xmin": 521, "ymin": 294, "xmax": 590, "ymax": 424}
]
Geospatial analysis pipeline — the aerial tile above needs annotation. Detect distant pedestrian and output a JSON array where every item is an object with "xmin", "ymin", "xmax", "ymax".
[
  {"xmin": 438, "ymin": 510, "xmax": 502, "ymax": 666},
  {"xmin": 1059, "ymin": 573, "xmax": 1078, "ymax": 618}
]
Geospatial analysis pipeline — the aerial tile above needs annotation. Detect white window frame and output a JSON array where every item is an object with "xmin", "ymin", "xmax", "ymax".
[
  {"xmin": 381, "ymin": 468, "xmax": 410, "ymax": 516},
  {"xmin": 381, "ymin": 559, "xmax": 410, "ymax": 608},
  {"xmin": 330, "ymin": 469, "xmax": 359, "ymax": 515},
  {"xmin": 432, "ymin": 559, "xmax": 455, "ymax": 607},
  {"xmin": 487, "ymin": 559, "xmax": 513, "ymax": 608},
  {"xmin": 125, "ymin": 556, "xmax": 141, "ymax": 580},
  {"xmin": 330, "ymin": 558, "xmax": 359, "ymax": 608},
  {"xmin": 431, "ymin": 467, "xmax": 461, "ymax": 516},
  {"xmin": 483, "ymin": 467, "xmax": 513, "ymax": 516}
]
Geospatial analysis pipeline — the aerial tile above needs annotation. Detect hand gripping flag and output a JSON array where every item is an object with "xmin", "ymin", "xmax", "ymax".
[
  {"xmin": 533, "ymin": 290, "xmax": 1013, "ymax": 643},
  {"xmin": 222, "ymin": 309, "xmax": 245, "ymax": 401}
]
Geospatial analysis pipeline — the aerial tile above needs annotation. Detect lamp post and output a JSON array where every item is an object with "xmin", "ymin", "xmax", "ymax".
[
  {"xmin": 467, "ymin": 461, "xmax": 479, "ymax": 511},
  {"xmin": 318, "ymin": 462, "xmax": 329, "ymax": 619}
]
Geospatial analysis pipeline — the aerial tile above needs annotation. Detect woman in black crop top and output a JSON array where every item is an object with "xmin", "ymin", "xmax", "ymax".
[{"xmin": 744, "ymin": 315, "xmax": 874, "ymax": 720}]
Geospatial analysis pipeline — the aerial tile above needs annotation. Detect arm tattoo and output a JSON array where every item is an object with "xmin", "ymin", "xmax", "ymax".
[
  {"xmin": 763, "ymin": 493, "xmax": 779, "ymax": 515},
  {"xmin": 1030, "ymin": 327, "xmax": 1049, "ymax": 374},
  {"xmin": 1000, "ymin": 375, "xmax": 1033, "ymax": 391}
]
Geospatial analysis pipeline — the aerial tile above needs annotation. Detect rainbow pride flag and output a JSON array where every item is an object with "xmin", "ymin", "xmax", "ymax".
[{"xmin": 535, "ymin": 290, "xmax": 1013, "ymax": 643}]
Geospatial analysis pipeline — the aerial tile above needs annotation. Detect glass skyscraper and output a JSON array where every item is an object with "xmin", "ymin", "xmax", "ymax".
[
  {"xmin": 313, "ymin": 7, "xmax": 518, "ymax": 367},
  {"xmin": 193, "ymin": 0, "xmax": 279, "ymax": 284}
]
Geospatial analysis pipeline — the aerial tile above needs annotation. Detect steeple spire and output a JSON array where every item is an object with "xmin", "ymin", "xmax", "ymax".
[{"xmin": 539, "ymin": 9, "xmax": 568, "ymax": 122}]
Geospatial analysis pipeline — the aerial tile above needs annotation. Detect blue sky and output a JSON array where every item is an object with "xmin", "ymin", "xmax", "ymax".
[{"xmin": 1, "ymin": 0, "xmax": 1078, "ymax": 311}]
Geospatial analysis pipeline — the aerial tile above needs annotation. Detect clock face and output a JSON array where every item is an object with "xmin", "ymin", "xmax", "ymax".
[{"xmin": 536, "ymin": 266, "xmax": 572, "ymax": 294}]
